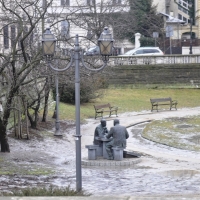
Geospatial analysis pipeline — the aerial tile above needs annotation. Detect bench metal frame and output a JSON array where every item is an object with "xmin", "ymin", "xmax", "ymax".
[
  {"xmin": 150, "ymin": 97, "xmax": 178, "ymax": 112},
  {"xmin": 93, "ymin": 103, "xmax": 118, "ymax": 119}
]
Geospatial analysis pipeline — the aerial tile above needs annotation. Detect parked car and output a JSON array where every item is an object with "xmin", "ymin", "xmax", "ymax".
[
  {"xmin": 84, "ymin": 46, "xmax": 119, "ymax": 56},
  {"xmin": 84, "ymin": 46, "xmax": 100, "ymax": 56},
  {"xmin": 121, "ymin": 47, "xmax": 164, "ymax": 56}
]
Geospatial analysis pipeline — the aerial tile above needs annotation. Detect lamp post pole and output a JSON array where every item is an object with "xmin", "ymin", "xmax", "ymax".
[
  {"xmin": 42, "ymin": 27, "xmax": 114, "ymax": 192},
  {"xmin": 55, "ymin": 69, "xmax": 61, "ymax": 136},
  {"xmin": 188, "ymin": 1, "xmax": 193, "ymax": 54},
  {"xmin": 54, "ymin": 47, "xmax": 62, "ymax": 136},
  {"xmin": 189, "ymin": 17, "xmax": 193, "ymax": 54},
  {"xmin": 74, "ymin": 35, "xmax": 82, "ymax": 190}
]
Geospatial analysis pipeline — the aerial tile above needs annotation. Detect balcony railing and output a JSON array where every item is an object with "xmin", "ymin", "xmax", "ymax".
[{"xmin": 109, "ymin": 54, "xmax": 200, "ymax": 65}]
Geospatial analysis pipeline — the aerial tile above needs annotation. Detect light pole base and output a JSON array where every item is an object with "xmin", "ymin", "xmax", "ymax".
[
  {"xmin": 54, "ymin": 121, "xmax": 62, "ymax": 136},
  {"xmin": 54, "ymin": 130, "xmax": 63, "ymax": 137}
]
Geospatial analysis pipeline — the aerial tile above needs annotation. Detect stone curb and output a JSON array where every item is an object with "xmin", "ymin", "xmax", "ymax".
[{"xmin": 81, "ymin": 157, "xmax": 141, "ymax": 167}]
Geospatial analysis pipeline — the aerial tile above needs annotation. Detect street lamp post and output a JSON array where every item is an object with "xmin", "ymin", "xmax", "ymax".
[
  {"xmin": 42, "ymin": 27, "xmax": 114, "ymax": 191},
  {"xmin": 54, "ymin": 64, "xmax": 61, "ymax": 136},
  {"xmin": 189, "ymin": 17, "xmax": 193, "ymax": 54},
  {"xmin": 188, "ymin": 1, "xmax": 193, "ymax": 54}
]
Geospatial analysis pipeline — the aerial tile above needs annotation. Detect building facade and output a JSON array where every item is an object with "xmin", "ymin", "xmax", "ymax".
[
  {"xmin": 153, "ymin": 0, "xmax": 199, "ymax": 40},
  {"xmin": 1, "ymin": 0, "xmax": 200, "ymax": 55}
]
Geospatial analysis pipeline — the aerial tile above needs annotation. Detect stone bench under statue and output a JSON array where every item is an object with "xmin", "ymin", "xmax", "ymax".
[
  {"xmin": 85, "ymin": 137, "xmax": 112, "ymax": 160},
  {"xmin": 112, "ymin": 147, "xmax": 125, "ymax": 161},
  {"xmin": 85, "ymin": 144, "xmax": 126, "ymax": 161},
  {"xmin": 85, "ymin": 145, "xmax": 99, "ymax": 160}
]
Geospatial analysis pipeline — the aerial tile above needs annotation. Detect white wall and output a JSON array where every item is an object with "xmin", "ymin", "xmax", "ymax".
[{"xmin": 182, "ymin": 46, "xmax": 200, "ymax": 54}]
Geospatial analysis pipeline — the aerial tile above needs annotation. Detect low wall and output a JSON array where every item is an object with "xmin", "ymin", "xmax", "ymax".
[
  {"xmin": 105, "ymin": 64, "xmax": 200, "ymax": 86},
  {"xmin": 182, "ymin": 47, "xmax": 200, "ymax": 55}
]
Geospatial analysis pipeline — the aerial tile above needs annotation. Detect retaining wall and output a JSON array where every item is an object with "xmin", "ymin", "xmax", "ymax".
[{"xmin": 105, "ymin": 64, "xmax": 200, "ymax": 85}]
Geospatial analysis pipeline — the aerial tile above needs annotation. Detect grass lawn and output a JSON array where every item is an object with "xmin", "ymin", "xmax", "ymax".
[
  {"xmin": 48, "ymin": 87, "xmax": 200, "ymax": 121},
  {"xmin": 142, "ymin": 116, "xmax": 200, "ymax": 151}
]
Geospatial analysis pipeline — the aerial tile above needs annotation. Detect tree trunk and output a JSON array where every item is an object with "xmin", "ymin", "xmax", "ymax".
[
  {"xmin": 0, "ymin": 118, "xmax": 10, "ymax": 152},
  {"xmin": 0, "ymin": 89, "xmax": 16, "ymax": 152},
  {"xmin": 27, "ymin": 111, "xmax": 37, "ymax": 129},
  {"xmin": 42, "ymin": 78, "xmax": 50, "ymax": 122}
]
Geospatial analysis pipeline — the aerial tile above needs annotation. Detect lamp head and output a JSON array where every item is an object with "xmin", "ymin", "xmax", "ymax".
[
  {"xmin": 98, "ymin": 27, "xmax": 114, "ymax": 56},
  {"xmin": 42, "ymin": 28, "xmax": 56, "ymax": 57}
]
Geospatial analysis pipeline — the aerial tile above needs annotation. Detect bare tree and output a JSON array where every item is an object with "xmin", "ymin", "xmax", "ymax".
[
  {"xmin": 0, "ymin": 0, "xmax": 112, "ymax": 152},
  {"xmin": 0, "ymin": 0, "xmax": 55, "ymax": 152},
  {"xmin": 70, "ymin": 0, "xmax": 129, "ymax": 44}
]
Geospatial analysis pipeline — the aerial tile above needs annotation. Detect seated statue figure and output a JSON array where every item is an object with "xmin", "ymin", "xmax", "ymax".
[
  {"xmin": 105, "ymin": 119, "xmax": 129, "ymax": 160},
  {"xmin": 93, "ymin": 119, "xmax": 108, "ymax": 146}
]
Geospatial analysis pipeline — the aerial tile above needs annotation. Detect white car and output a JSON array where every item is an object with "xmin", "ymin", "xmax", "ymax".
[
  {"xmin": 84, "ymin": 46, "xmax": 100, "ymax": 56},
  {"xmin": 122, "ymin": 47, "xmax": 164, "ymax": 56}
]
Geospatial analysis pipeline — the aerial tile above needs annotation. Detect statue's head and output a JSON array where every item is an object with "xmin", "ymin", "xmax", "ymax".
[
  {"xmin": 114, "ymin": 119, "xmax": 119, "ymax": 126},
  {"xmin": 100, "ymin": 119, "xmax": 106, "ymax": 127}
]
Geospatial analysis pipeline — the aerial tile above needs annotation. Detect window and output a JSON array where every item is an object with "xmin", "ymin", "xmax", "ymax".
[
  {"xmin": 61, "ymin": 20, "xmax": 69, "ymax": 37},
  {"xmin": 143, "ymin": 49, "xmax": 154, "ymax": 53},
  {"xmin": 144, "ymin": 49, "xmax": 159, "ymax": 53},
  {"xmin": 17, "ymin": 25, "xmax": 21, "ymax": 47},
  {"xmin": 3, "ymin": 25, "xmax": 9, "ymax": 49},
  {"xmin": 29, "ymin": 28, "xmax": 34, "ymax": 44},
  {"xmin": 11, "ymin": 25, "xmax": 16, "ymax": 47},
  {"xmin": 135, "ymin": 50, "xmax": 143, "ymax": 55},
  {"xmin": 178, "ymin": 0, "xmax": 189, "ymax": 14},
  {"xmin": 87, "ymin": 0, "xmax": 95, "ymax": 5},
  {"xmin": 112, "ymin": 0, "xmax": 121, "ymax": 5},
  {"xmin": 23, "ymin": 26, "xmax": 28, "ymax": 35},
  {"xmin": 22, "ymin": 26, "xmax": 29, "ymax": 46},
  {"xmin": 183, "ymin": 16, "xmax": 187, "ymax": 22},
  {"xmin": 87, "ymin": 23, "xmax": 95, "ymax": 40},
  {"xmin": 61, "ymin": 0, "xmax": 70, "ymax": 6},
  {"xmin": 87, "ymin": 30, "xmax": 93, "ymax": 39},
  {"xmin": 183, "ymin": 2, "xmax": 187, "ymax": 7}
]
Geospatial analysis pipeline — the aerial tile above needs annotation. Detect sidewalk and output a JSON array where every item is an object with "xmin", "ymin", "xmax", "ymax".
[{"xmin": 1, "ymin": 194, "xmax": 200, "ymax": 200}]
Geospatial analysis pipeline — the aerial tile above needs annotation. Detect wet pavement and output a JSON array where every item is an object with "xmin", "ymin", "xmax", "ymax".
[
  {"xmin": 1, "ymin": 107, "xmax": 200, "ymax": 198},
  {"xmin": 1, "ymin": 195, "xmax": 200, "ymax": 200}
]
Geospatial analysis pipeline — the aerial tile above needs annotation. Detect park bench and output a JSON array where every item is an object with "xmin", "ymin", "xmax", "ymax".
[
  {"xmin": 93, "ymin": 103, "xmax": 118, "ymax": 119},
  {"xmin": 150, "ymin": 97, "xmax": 178, "ymax": 112}
]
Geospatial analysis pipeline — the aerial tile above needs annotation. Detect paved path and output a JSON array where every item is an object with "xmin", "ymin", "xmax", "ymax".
[
  {"xmin": 80, "ymin": 107, "xmax": 200, "ymax": 197},
  {"xmin": 2, "ymin": 107, "xmax": 200, "ymax": 199}
]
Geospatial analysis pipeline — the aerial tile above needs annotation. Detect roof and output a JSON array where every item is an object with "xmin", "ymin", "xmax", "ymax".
[{"xmin": 159, "ymin": 12, "xmax": 186, "ymax": 24}]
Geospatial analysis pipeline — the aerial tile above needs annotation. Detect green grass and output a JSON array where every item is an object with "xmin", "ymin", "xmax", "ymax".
[
  {"xmin": 48, "ymin": 87, "xmax": 200, "ymax": 121},
  {"xmin": 142, "ymin": 116, "xmax": 200, "ymax": 151}
]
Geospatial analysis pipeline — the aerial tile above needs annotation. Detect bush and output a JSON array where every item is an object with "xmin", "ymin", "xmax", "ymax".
[
  {"xmin": 4, "ymin": 185, "xmax": 89, "ymax": 196},
  {"xmin": 140, "ymin": 36, "xmax": 155, "ymax": 47},
  {"xmin": 52, "ymin": 74, "xmax": 108, "ymax": 104}
]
